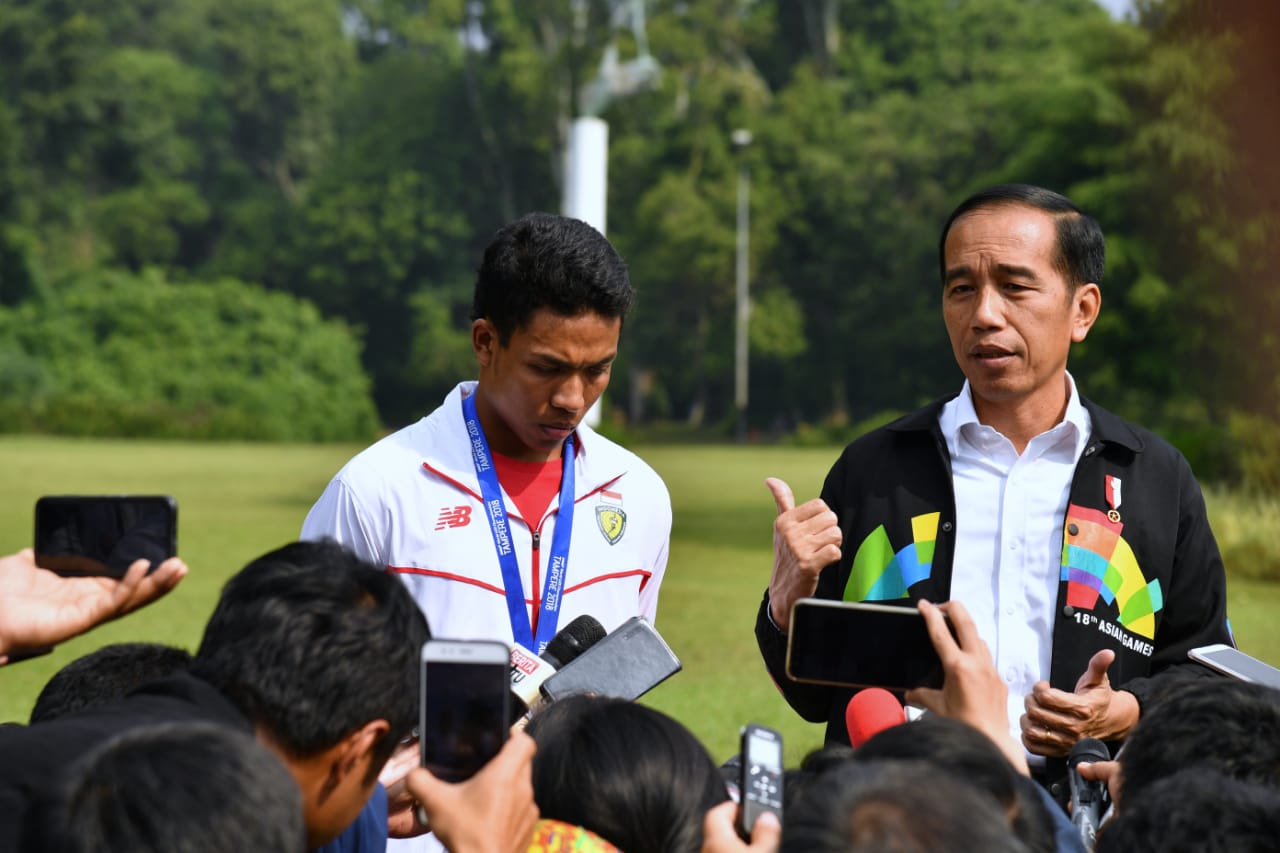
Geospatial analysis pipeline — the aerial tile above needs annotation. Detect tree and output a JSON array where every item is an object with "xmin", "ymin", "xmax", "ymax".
[{"xmin": 0, "ymin": 269, "xmax": 378, "ymax": 441}]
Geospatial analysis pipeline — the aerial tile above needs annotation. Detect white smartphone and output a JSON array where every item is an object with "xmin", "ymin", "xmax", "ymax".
[
  {"xmin": 1188, "ymin": 644, "xmax": 1280, "ymax": 690},
  {"xmin": 419, "ymin": 639, "xmax": 511, "ymax": 783}
]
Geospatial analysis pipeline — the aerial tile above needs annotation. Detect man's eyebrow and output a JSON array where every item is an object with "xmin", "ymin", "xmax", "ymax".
[
  {"xmin": 996, "ymin": 264, "xmax": 1038, "ymax": 280},
  {"xmin": 530, "ymin": 353, "xmax": 617, "ymax": 369},
  {"xmin": 944, "ymin": 263, "xmax": 1040, "ymax": 284}
]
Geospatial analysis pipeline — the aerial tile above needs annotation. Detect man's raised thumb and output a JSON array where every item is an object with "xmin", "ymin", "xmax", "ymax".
[
  {"xmin": 765, "ymin": 478, "xmax": 795, "ymax": 515},
  {"xmin": 1076, "ymin": 649, "xmax": 1115, "ymax": 692}
]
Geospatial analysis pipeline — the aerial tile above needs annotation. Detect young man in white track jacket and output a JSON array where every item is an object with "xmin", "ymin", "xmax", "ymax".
[{"xmin": 303, "ymin": 212, "xmax": 671, "ymax": 649}]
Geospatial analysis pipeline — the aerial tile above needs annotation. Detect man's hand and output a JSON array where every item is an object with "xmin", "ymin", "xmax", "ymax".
[
  {"xmin": 765, "ymin": 478, "xmax": 841, "ymax": 631},
  {"xmin": 405, "ymin": 731, "xmax": 539, "ymax": 853},
  {"xmin": 903, "ymin": 599, "xmax": 1028, "ymax": 775},
  {"xmin": 701, "ymin": 801, "xmax": 781, "ymax": 853},
  {"xmin": 1020, "ymin": 650, "xmax": 1140, "ymax": 756},
  {"xmin": 0, "ymin": 548, "xmax": 187, "ymax": 663},
  {"xmin": 381, "ymin": 737, "xmax": 428, "ymax": 837},
  {"xmin": 1077, "ymin": 758, "xmax": 1124, "ymax": 811}
]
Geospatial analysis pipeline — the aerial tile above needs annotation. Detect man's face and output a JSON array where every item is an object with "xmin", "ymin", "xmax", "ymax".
[
  {"xmin": 942, "ymin": 204, "xmax": 1100, "ymax": 416},
  {"xmin": 473, "ymin": 308, "xmax": 621, "ymax": 461}
]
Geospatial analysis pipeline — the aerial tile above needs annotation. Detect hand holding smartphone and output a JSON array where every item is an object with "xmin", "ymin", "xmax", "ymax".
[{"xmin": 419, "ymin": 639, "xmax": 511, "ymax": 783}]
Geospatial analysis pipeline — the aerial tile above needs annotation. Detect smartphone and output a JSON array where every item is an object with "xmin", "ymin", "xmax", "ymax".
[
  {"xmin": 419, "ymin": 639, "xmax": 511, "ymax": 783},
  {"xmin": 786, "ymin": 599, "xmax": 947, "ymax": 692},
  {"xmin": 34, "ymin": 495, "xmax": 177, "ymax": 578},
  {"xmin": 738, "ymin": 723, "xmax": 783, "ymax": 838},
  {"xmin": 537, "ymin": 616, "xmax": 682, "ymax": 703},
  {"xmin": 1188, "ymin": 644, "xmax": 1280, "ymax": 690}
]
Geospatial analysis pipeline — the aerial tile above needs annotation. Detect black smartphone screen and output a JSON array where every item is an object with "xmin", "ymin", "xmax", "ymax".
[
  {"xmin": 34, "ymin": 495, "xmax": 177, "ymax": 578},
  {"xmin": 420, "ymin": 654, "xmax": 510, "ymax": 783},
  {"xmin": 786, "ymin": 600, "xmax": 945, "ymax": 692}
]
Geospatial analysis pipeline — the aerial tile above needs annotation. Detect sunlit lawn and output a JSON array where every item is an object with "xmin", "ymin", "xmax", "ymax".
[{"xmin": 1, "ymin": 436, "xmax": 1275, "ymax": 763}]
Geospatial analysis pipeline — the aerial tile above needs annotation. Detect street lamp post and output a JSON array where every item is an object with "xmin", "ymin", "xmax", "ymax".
[{"xmin": 732, "ymin": 128, "xmax": 752, "ymax": 444}]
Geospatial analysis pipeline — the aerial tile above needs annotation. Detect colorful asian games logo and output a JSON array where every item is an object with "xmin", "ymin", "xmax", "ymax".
[
  {"xmin": 1060, "ymin": 504, "xmax": 1163, "ymax": 639},
  {"xmin": 843, "ymin": 512, "xmax": 939, "ymax": 602}
]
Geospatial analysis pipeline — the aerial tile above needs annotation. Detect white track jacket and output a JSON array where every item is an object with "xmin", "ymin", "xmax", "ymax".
[{"xmin": 301, "ymin": 382, "xmax": 672, "ymax": 642}]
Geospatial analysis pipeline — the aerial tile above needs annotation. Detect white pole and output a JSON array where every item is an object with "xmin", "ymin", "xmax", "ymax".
[
  {"xmin": 734, "ymin": 161, "xmax": 750, "ymax": 442},
  {"xmin": 563, "ymin": 117, "xmax": 609, "ymax": 427},
  {"xmin": 731, "ymin": 129, "xmax": 752, "ymax": 443}
]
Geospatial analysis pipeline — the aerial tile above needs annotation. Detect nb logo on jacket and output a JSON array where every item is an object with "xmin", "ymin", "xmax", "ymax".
[{"xmin": 435, "ymin": 505, "xmax": 473, "ymax": 530}]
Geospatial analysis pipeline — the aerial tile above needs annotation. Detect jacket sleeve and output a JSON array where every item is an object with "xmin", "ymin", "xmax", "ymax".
[
  {"xmin": 300, "ymin": 477, "xmax": 384, "ymax": 566},
  {"xmin": 1118, "ymin": 454, "xmax": 1234, "ymax": 710},
  {"xmin": 754, "ymin": 592, "xmax": 835, "ymax": 722},
  {"xmin": 638, "ymin": 488, "xmax": 672, "ymax": 624},
  {"xmin": 753, "ymin": 450, "xmax": 856, "ymax": 725}
]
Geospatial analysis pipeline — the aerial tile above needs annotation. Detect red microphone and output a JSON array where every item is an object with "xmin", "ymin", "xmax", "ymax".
[{"xmin": 845, "ymin": 688, "xmax": 907, "ymax": 747}]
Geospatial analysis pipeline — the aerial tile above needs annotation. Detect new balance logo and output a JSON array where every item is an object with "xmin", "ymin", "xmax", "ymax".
[{"xmin": 434, "ymin": 506, "xmax": 473, "ymax": 530}]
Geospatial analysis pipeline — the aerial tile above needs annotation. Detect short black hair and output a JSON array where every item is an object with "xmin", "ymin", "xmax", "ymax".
[
  {"xmin": 1097, "ymin": 770, "xmax": 1280, "ymax": 853},
  {"xmin": 780, "ymin": 744, "xmax": 857, "ymax": 813},
  {"xmin": 525, "ymin": 694, "xmax": 728, "ymax": 853},
  {"xmin": 939, "ymin": 183, "xmax": 1105, "ymax": 291},
  {"xmin": 855, "ymin": 717, "xmax": 1054, "ymax": 853},
  {"xmin": 1118, "ymin": 678, "xmax": 1280, "ymax": 805},
  {"xmin": 189, "ymin": 540, "xmax": 429, "ymax": 777},
  {"xmin": 471, "ymin": 212, "xmax": 634, "ymax": 345},
  {"xmin": 44, "ymin": 721, "xmax": 304, "ymax": 853},
  {"xmin": 780, "ymin": 760, "xmax": 1029, "ymax": 853},
  {"xmin": 30, "ymin": 643, "xmax": 193, "ymax": 724}
]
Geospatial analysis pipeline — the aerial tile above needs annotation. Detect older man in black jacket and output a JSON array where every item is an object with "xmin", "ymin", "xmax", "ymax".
[{"xmin": 757, "ymin": 184, "xmax": 1233, "ymax": 799}]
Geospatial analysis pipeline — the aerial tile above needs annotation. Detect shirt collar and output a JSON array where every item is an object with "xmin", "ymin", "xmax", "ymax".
[{"xmin": 939, "ymin": 374, "xmax": 1092, "ymax": 460}]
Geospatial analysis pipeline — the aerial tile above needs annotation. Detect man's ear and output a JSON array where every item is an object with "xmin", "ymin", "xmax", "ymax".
[
  {"xmin": 1070, "ymin": 282, "xmax": 1101, "ymax": 343},
  {"xmin": 326, "ymin": 719, "xmax": 390, "ymax": 794},
  {"xmin": 473, "ymin": 318, "xmax": 499, "ymax": 367},
  {"xmin": 345, "ymin": 720, "xmax": 389, "ymax": 778}
]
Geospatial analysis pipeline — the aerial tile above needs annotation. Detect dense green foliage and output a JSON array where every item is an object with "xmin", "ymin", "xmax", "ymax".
[
  {"xmin": 0, "ymin": 0, "xmax": 1276, "ymax": 465},
  {"xmin": 0, "ymin": 270, "xmax": 379, "ymax": 440}
]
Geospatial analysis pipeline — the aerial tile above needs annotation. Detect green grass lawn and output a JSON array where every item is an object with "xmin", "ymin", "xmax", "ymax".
[{"xmin": 2, "ymin": 436, "xmax": 1276, "ymax": 765}]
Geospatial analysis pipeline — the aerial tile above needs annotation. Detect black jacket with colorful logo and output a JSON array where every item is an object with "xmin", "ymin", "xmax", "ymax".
[{"xmin": 756, "ymin": 395, "xmax": 1233, "ymax": 751}]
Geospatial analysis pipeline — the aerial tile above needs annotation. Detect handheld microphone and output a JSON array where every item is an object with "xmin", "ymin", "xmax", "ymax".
[
  {"xmin": 845, "ymin": 688, "xmax": 907, "ymax": 747},
  {"xmin": 509, "ymin": 615, "xmax": 606, "ymax": 720},
  {"xmin": 1068, "ymin": 737, "xmax": 1110, "ymax": 852},
  {"xmin": 538, "ymin": 616, "xmax": 683, "ymax": 703}
]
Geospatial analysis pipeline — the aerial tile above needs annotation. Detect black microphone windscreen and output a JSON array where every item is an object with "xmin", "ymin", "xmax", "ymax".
[
  {"xmin": 542, "ymin": 614, "xmax": 607, "ymax": 669},
  {"xmin": 1069, "ymin": 737, "xmax": 1111, "ymax": 768}
]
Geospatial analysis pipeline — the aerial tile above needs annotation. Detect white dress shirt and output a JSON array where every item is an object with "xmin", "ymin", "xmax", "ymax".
[{"xmin": 938, "ymin": 376, "xmax": 1091, "ymax": 760}]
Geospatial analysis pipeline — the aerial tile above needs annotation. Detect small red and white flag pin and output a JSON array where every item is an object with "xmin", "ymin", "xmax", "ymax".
[{"xmin": 1105, "ymin": 475, "xmax": 1122, "ymax": 523}]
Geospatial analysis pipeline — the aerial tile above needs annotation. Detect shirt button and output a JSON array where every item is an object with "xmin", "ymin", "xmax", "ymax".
[
  {"xmin": 1009, "ymin": 541, "xmax": 1018, "ymax": 550},
  {"xmin": 1005, "ymin": 669, "xmax": 1017, "ymax": 682},
  {"xmin": 1063, "ymin": 605, "xmax": 1075, "ymax": 617},
  {"xmin": 1068, "ymin": 523, "xmax": 1079, "ymax": 536},
  {"xmin": 1006, "ymin": 607, "xmax": 1015, "ymax": 616}
]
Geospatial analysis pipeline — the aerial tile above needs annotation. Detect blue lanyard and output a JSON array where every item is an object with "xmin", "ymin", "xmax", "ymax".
[{"xmin": 461, "ymin": 392, "xmax": 575, "ymax": 653}]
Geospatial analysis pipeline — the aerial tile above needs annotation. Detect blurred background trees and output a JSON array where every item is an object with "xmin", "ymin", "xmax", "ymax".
[{"xmin": 0, "ymin": 0, "xmax": 1275, "ymax": 482}]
